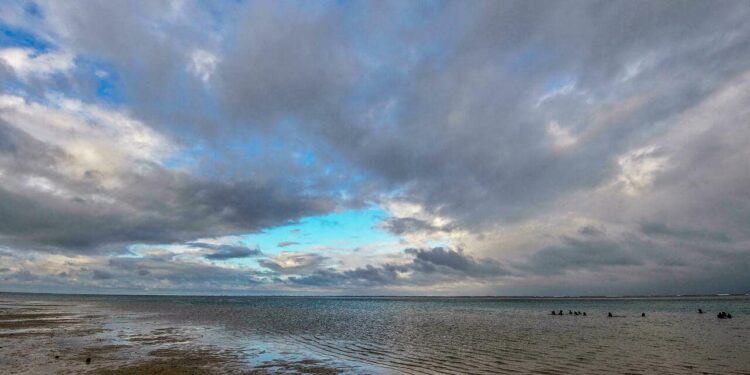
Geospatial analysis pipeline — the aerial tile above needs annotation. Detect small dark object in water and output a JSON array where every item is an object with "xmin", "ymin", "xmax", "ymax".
[
  {"xmin": 583, "ymin": 312, "xmax": 586, "ymax": 316},
  {"xmin": 727, "ymin": 313, "xmax": 733, "ymax": 319},
  {"xmin": 608, "ymin": 312, "xmax": 613, "ymax": 317},
  {"xmin": 574, "ymin": 311, "xmax": 579, "ymax": 316},
  {"xmin": 568, "ymin": 310, "xmax": 573, "ymax": 315},
  {"xmin": 54, "ymin": 355, "xmax": 59, "ymax": 359},
  {"xmin": 551, "ymin": 310, "xmax": 556, "ymax": 315},
  {"xmin": 559, "ymin": 310, "xmax": 563, "ymax": 315},
  {"xmin": 698, "ymin": 309, "xmax": 704, "ymax": 314},
  {"xmin": 86, "ymin": 358, "xmax": 91, "ymax": 365},
  {"xmin": 641, "ymin": 313, "xmax": 646, "ymax": 317},
  {"xmin": 718, "ymin": 312, "xmax": 728, "ymax": 319}
]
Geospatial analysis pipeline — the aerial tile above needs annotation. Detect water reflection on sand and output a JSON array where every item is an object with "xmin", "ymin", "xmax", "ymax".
[{"xmin": 1, "ymin": 295, "xmax": 749, "ymax": 374}]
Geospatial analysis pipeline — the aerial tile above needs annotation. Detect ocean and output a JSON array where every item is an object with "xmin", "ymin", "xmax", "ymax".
[{"xmin": 1, "ymin": 294, "xmax": 749, "ymax": 374}]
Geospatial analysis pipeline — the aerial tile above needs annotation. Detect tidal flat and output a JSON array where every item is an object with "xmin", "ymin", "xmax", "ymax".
[{"xmin": 1, "ymin": 294, "xmax": 749, "ymax": 374}]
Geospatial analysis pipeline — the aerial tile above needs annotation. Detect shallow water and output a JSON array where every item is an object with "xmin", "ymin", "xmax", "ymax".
[{"xmin": 3, "ymin": 294, "xmax": 750, "ymax": 374}]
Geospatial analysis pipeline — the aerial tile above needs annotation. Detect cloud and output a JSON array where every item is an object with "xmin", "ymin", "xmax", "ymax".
[
  {"xmin": 92, "ymin": 269, "xmax": 114, "ymax": 280},
  {"xmin": 405, "ymin": 247, "xmax": 508, "ymax": 277},
  {"xmin": 188, "ymin": 49, "xmax": 218, "ymax": 84},
  {"xmin": 203, "ymin": 245, "xmax": 263, "ymax": 261},
  {"xmin": 1, "ymin": 1, "xmax": 750, "ymax": 295},
  {"xmin": 0, "ymin": 47, "xmax": 74, "ymax": 79},
  {"xmin": 259, "ymin": 252, "xmax": 329, "ymax": 275},
  {"xmin": 578, "ymin": 225, "xmax": 605, "ymax": 237},
  {"xmin": 379, "ymin": 217, "xmax": 454, "ymax": 236},
  {"xmin": 639, "ymin": 222, "xmax": 731, "ymax": 243},
  {"xmin": 0, "ymin": 101, "xmax": 333, "ymax": 253},
  {"xmin": 519, "ymin": 237, "xmax": 643, "ymax": 275},
  {"xmin": 289, "ymin": 247, "xmax": 509, "ymax": 287},
  {"xmin": 277, "ymin": 241, "xmax": 299, "ymax": 248},
  {"xmin": 102, "ymin": 254, "xmax": 263, "ymax": 291},
  {"xmin": 546, "ymin": 121, "xmax": 577, "ymax": 150},
  {"xmin": 218, "ymin": 1, "xmax": 359, "ymax": 125}
]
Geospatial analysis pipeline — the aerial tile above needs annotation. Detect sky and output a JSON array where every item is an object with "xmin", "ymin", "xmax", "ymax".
[{"xmin": 1, "ymin": 0, "xmax": 749, "ymax": 296}]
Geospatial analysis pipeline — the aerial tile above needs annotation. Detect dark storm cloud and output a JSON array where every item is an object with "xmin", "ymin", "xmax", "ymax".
[
  {"xmin": 92, "ymin": 269, "xmax": 114, "ymax": 280},
  {"xmin": 519, "ymin": 237, "xmax": 643, "ymax": 275},
  {"xmin": 406, "ymin": 247, "xmax": 508, "ymax": 277},
  {"xmin": 379, "ymin": 217, "xmax": 454, "ymax": 236},
  {"xmin": 3, "ymin": 270, "xmax": 38, "ymax": 282},
  {"xmin": 639, "ymin": 222, "xmax": 731, "ymax": 243},
  {"xmin": 289, "ymin": 247, "xmax": 509, "ymax": 287},
  {"xmin": 105, "ymin": 255, "xmax": 263, "ymax": 288},
  {"xmin": 203, "ymin": 245, "xmax": 263, "ymax": 260},
  {"xmin": 578, "ymin": 225, "xmax": 605, "ymax": 237}
]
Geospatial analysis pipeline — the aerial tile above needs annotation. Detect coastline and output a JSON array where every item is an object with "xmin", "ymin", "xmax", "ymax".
[
  {"xmin": 0, "ymin": 297, "xmax": 359, "ymax": 374},
  {"xmin": 2, "ymin": 293, "xmax": 749, "ymax": 374}
]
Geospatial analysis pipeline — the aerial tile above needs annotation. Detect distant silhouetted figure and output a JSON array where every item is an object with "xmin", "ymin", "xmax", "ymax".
[
  {"xmin": 559, "ymin": 310, "xmax": 564, "ymax": 315},
  {"xmin": 727, "ymin": 313, "xmax": 733, "ymax": 319},
  {"xmin": 718, "ymin": 312, "xmax": 728, "ymax": 319},
  {"xmin": 551, "ymin": 310, "xmax": 556, "ymax": 315},
  {"xmin": 583, "ymin": 312, "xmax": 586, "ymax": 316},
  {"xmin": 569, "ymin": 310, "xmax": 573, "ymax": 315},
  {"xmin": 641, "ymin": 313, "xmax": 646, "ymax": 317},
  {"xmin": 698, "ymin": 309, "xmax": 704, "ymax": 314},
  {"xmin": 608, "ymin": 312, "xmax": 613, "ymax": 317},
  {"xmin": 574, "ymin": 311, "xmax": 579, "ymax": 316}
]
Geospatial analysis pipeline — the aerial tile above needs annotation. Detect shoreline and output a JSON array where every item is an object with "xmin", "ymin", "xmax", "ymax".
[
  {"xmin": 0, "ymin": 297, "xmax": 362, "ymax": 374},
  {"xmin": 3, "ymin": 294, "xmax": 748, "ymax": 374}
]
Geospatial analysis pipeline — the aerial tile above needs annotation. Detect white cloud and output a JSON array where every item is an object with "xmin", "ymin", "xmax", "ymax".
[
  {"xmin": 535, "ymin": 81, "xmax": 576, "ymax": 107},
  {"xmin": 546, "ymin": 121, "xmax": 577, "ymax": 150},
  {"xmin": 0, "ymin": 94, "xmax": 176, "ymax": 187},
  {"xmin": 613, "ymin": 146, "xmax": 668, "ymax": 196},
  {"xmin": 188, "ymin": 49, "xmax": 219, "ymax": 84},
  {"xmin": 0, "ymin": 47, "xmax": 74, "ymax": 79}
]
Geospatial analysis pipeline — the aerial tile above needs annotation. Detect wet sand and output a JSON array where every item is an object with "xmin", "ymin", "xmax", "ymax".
[
  {"xmin": 0, "ymin": 298, "xmax": 349, "ymax": 374},
  {"xmin": 2, "ymin": 294, "xmax": 749, "ymax": 374}
]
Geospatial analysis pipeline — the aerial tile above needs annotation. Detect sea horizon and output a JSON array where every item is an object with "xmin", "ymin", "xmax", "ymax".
[{"xmin": 3, "ymin": 291, "xmax": 750, "ymax": 298}]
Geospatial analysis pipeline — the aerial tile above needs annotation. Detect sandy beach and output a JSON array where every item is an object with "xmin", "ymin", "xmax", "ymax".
[
  {"xmin": 0, "ymin": 296, "xmax": 351, "ymax": 374},
  {"xmin": 2, "ymin": 294, "xmax": 750, "ymax": 374}
]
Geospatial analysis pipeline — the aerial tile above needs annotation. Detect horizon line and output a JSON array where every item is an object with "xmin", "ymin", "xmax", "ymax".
[{"xmin": 2, "ymin": 291, "xmax": 748, "ymax": 299}]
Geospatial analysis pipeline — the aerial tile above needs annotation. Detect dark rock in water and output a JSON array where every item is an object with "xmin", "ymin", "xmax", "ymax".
[
  {"xmin": 86, "ymin": 358, "xmax": 91, "ymax": 365},
  {"xmin": 718, "ymin": 312, "xmax": 728, "ymax": 319},
  {"xmin": 727, "ymin": 313, "xmax": 732, "ymax": 319}
]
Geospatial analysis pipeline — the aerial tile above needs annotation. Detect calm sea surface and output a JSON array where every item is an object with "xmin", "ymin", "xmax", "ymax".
[{"xmin": 4, "ymin": 294, "xmax": 750, "ymax": 374}]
